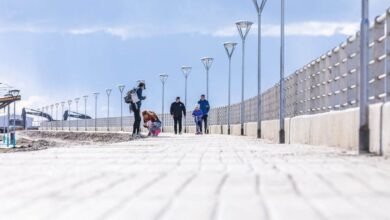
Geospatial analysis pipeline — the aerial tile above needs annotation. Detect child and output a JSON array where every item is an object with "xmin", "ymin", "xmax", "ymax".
[
  {"xmin": 142, "ymin": 110, "xmax": 161, "ymax": 136},
  {"xmin": 192, "ymin": 104, "xmax": 203, "ymax": 135}
]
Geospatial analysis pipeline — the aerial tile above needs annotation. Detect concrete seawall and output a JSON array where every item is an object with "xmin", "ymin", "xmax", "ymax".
[{"xmin": 40, "ymin": 103, "xmax": 390, "ymax": 156}]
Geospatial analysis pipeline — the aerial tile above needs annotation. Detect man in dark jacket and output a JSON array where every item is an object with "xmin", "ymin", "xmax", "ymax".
[
  {"xmin": 170, "ymin": 97, "xmax": 186, "ymax": 135},
  {"xmin": 130, "ymin": 82, "xmax": 146, "ymax": 137},
  {"xmin": 198, "ymin": 94, "xmax": 210, "ymax": 134}
]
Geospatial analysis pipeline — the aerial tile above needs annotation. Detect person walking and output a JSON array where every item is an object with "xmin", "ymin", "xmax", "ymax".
[
  {"xmin": 192, "ymin": 104, "xmax": 203, "ymax": 135},
  {"xmin": 170, "ymin": 97, "xmax": 186, "ymax": 135},
  {"xmin": 198, "ymin": 94, "xmax": 210, "ymax": 134},
  {"xmin": 125, "ymin": 82, "xmax": 146, "ymax": 137}
]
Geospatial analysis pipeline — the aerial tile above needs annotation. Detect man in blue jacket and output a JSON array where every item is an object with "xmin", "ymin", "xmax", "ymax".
[{"xmin": 198, "ymin": 94, "xmax": 210, "ymax": 134}]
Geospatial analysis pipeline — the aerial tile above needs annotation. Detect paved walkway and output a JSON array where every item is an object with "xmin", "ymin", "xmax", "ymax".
[{"xmin": 1, "ymin": 134, "xmax": 390, "ymax": 220}]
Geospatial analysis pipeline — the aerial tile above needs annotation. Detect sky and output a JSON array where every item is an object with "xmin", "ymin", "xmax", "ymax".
[{"xmin": 1, "ymin": 0, "xmax": 390, "ymax": 119}]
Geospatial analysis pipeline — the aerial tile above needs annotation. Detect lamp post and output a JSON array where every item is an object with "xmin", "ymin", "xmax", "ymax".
[
  {"xmin": 4, "ymin": 93, "xmax": 12, "ymax": 147},
  {"xmin": 252, "ymin": 0, "xmax": 267, "ymax": 139},
  {"xmin": 200, "ymin": 57, "xmax": 214, "ymax": 100},
  {"xmin": 106, "ymin": 89, "xmax": 112, "ymax": 132},
  {"xmin": 359, "ymin": 0, "xmax": 369, "ymax": 154},
  {"xmin": 236, "ymin": 20, "xmax": 253, "ymax": 136},
  {"xmin": 118, "ymin": 85, "xmax": 125, "ymax": 132},
  {"xmin": 45, "ymin": 106, "xmax": 49, "ymax": 130},
  {"xmin": 181, "ymin": 66, "xmax": 191, "ymax": 133},
  {"xmin": 279, "ymin": 0, "xmax": 286, "ymax": 144},
  {"xmin": 55, "ymin": 103, "xmax": 59, "ymax": 130},
  {"xmin": 50, "ymin": 104, "xmax": 54, "ymax": 130},
  {"xmin": 93, "ymin": 92, "xmax": 99, "ymax": 132},
  {"xmin": 75, "ymin": 98, "xmax": 80, "ymax": 131},
  {"xmin": 67, "ymin": 100, "xmax": 72, "ymax": 131},
  {"xmin": 61, "ymin": 102, "xmax": 65, "ymax": 131},
  {"xmin": 83, "ymin": 95, "xmax": 88, "ymax": 131},
  {"xmin": 223, "ymin": 42, "xmax": 237, "ymax": 135},
  {"xmin": 160, "ymin": 74, "xmax": 168, "ymax": 132},
  {"xmin": 9, "ymin": 89, "xmax": 20, "ymax": 148}
]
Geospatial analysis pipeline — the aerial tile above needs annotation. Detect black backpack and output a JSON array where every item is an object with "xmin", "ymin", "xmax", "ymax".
[{"xmin": 124, "ymin": 88, "xmax": 139, "ymax": 104}]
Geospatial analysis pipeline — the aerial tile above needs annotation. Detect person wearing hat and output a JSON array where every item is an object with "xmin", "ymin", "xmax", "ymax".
[
  {"xmin": 192, "ymin": 104, "xmax": 203, "ymax": 135},
  {"xmin": 170, "ymin": 97, "xmax": 186, "ymax": 135},
  {"xmin": 130, "ymin": 82, "xmax": 146, "ymax": 137}
]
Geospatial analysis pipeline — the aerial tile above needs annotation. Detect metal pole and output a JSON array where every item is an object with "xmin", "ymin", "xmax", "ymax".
[
  {"xmin": 162, "ymin": 82, "xmax": 165, "ymax": 132},
  {"xmin": 228, "ymin": 56, "xmax": 232, "ymax": 135},
  {"xmin": 68, "ymin": 101, "xmax": 71, "ymax": 131},
  {"xmin": 184, "ymin": 77, "xmax": 188, "ymax": 132},
  {"xmin": 3, "ymin": 108, "xmax": 5, "ymax": 144},
  {"xmin": 83, "ymin": 96, "xmax": 88, "ymax": 131},
  {"xmin": 50, "ymin": 105, "xmax": 53, "ymax": 130},
  {"xmin": 279, "ymin": 0, "xmax": 286, "ymax": 144},
  {"xmin": 13, "ymin": 101, "xmax": 16, "ymax": 148},
  {"xmin": 207, "ymin": 68, "xmax": 209, "ymax": 100},
  {"xmin": 55, "ymin": 103, "xmax": 59, "ymax": 131},
  {"xmin": 61, "ymin": 102, "xmax": 64, "ymax": 131},
  {"xmin": 241, "ymin": 39, "xmax": 245, "ymax": 136},
  {"xmin": 75, "ymin": 99, "xmax": 79, "ymax": 131},
  {"xmin": 106, "ymin": 89, "xmax": 111, "ymax": 132},
  {"xmin": 359, "ymin": 0, "xmax": 370, "ymax": 154},
  {"xmin": 7, "ymin": 105, "xmax": 10, "ymax": 147},
  {"xmin": 120, "ymin": 91, "xmax": 123, "ymax": 131},
  {"xmin": 94, "ymin": 93, "xmax": 99, "ymax": 132},
  {"xmin": 257, "ymin": 12, "xmax": 262, "ymax": 139}
]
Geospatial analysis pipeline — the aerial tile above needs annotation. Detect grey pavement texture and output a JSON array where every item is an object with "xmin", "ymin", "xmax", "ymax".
[{"xmin": 1, "ymin": 134, "xmax": 390, "ymax": 220}]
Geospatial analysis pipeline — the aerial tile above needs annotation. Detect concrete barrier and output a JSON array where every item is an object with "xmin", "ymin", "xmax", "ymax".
[{"xmin": 40, "ymin": 103, "xmax": 389, "ymax": 156}]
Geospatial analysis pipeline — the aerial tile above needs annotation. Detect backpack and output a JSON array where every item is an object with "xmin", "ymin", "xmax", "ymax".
[{"xmin": 124, "ymin": 88, "xmax": 140, "ymax": 104}]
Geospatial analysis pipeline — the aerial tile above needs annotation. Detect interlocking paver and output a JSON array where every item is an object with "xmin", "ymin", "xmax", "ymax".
[{"xmin": 0, "ymin": 134, "xmax": 390, "ymax": 220}]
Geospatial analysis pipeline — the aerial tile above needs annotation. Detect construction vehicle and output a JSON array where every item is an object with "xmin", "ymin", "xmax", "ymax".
[
  {"xmin": 63, "ymin": 110, "xmax": 92, "ymax": 120},
  {"xmin": 21, "ymin": 108, "xmax": 53, "ymax": 130}
]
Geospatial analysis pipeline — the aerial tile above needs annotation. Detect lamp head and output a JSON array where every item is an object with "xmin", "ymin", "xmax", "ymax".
[
  {"xmin": 223, "ymin": 42, "xmax": 238, "ymax": 58},
  {"xmin": 159, "ymin": 74, "xmax": 168, "ymax": 83},
  {"xmin": 201, "ymin": 57, "xmax": 214, "ymax": 70},
  {"xmin": 106, "ymin": 89, "xmax": 112, "ymax": 96},
  {"xmin": 117, "ymin": 84, "xmax": 125, "ymax": 93},
  {"xmin": 236, "ymin": 21, "xmax": 253, "ymax": 40},
  {"xmin": 181, "ymin": 66, "xmax": 192, "ymax": 78}
]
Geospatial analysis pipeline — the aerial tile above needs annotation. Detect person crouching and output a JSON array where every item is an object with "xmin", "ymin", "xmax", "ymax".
[
  {"xmin": 192, "ymin": 104, "xmax": 203, "ymax": 135},
  {"xmin": 142, "ymin": 110, "xmax": 161, "ymax": 136}
]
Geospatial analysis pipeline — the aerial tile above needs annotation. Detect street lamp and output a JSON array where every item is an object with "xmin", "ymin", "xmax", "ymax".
[
  {"xmin": 75, "ymin": 98, "xmax": 80, "ymax": 131},
  {"xmin": 236, "ymin": 20, "xmax": 253, "ymax": 136},
  {"xmin": 223, "ymin": 42, "xmax": 238, "ymax": 135},
  {"xmin": 252, "ymin": 0, "xmax": 267, "ymax": 139},
  {"xmin": 279, "ymin": 0, "xmax": 286, "ymax": 144},
  {"xmin": 4, "ymin": 93, "xmax": 12, "ymax": 147},
  {"xmin": 181, "ymin": 66, "xmax": 191, "ymax": 133},
  {"xmin": 83, "ymin": 95, "xmax": 88, "ymax": 131},
  {"xmin": 67, "ymin": 100, "xmax": 72, "ymax": 131},
  {"xmin": 106, "ymin": 89, "xmax": 112, "ymax": 132},
  {"xmin": 118, "ymin": 85, "xmax": 126, "ymax": 132},
  {"xmin": 9, "ymin": 89, "xmax": 20, "ymax": 148},
  {"xmin": 160, "ymin": 74, "xmax": 168, "ymax": 132},
  {"xmin": 200, "ymin": 57, "xmax": 214, "ymax": 100},
  {"xmin": 55, "ymin": 103, "xmax": 59, "ymax": 130},
  {"xmin": 93, "ymin": 92, "xmax": 99, "ymax": 132},
  {"xmin": 50, "ymin": 104, "xmax": 54, "ymax": 130},
  {"xmin": 61, "ymin": 102, "xmax": 65, "ymax": 131},
  {"xmin": 359, "ymin": 0, "xmax": 370, "ymax": 154}
]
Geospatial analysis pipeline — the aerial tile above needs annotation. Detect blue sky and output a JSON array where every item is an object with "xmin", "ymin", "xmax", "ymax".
[{"xmin": 1, "ymin": 0, "xmax": 390, "ymax": 118}]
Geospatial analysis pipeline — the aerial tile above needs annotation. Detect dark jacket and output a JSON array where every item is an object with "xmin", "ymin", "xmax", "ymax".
[
  {"xmin": 170, "ymin": 101, "xmax": 186, "ymax": 118},
  {"xmin": 198, "ymin": 99, "xmax": 210, "ymax": 115},
  {"xmin": 129, "ymin": 87, "xmax": 146, "ymax": 111}
]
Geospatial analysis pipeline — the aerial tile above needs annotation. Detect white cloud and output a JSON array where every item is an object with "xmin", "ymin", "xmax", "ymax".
[
  {"xmin": 0, "ymin": 21, "xmax": 359, "ymax": 40},
  {"xmin": 212, "ymin": 21, "xmax": 359, "ymax": 37}
]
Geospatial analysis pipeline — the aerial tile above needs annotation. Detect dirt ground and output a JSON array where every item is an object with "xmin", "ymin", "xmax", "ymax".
[{"xmin": 0, "ymin": 131, "xmax": 139, "ymax": 153}]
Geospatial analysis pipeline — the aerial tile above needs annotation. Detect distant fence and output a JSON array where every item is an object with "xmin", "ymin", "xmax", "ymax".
[{"xmin": 42, "ymin": 8, "xmax": 390, "ymax": 130}]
